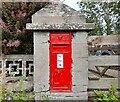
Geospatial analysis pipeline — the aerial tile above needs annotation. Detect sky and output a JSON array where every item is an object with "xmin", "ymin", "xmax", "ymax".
[{"xmin": 63, "ymin": 0, "xmax": 80, "ymax": 11}]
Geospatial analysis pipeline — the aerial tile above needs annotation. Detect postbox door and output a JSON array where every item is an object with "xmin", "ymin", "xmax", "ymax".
[{"xmin": 50, "ymin": 32, "xmax": 72, "ymax": 92}]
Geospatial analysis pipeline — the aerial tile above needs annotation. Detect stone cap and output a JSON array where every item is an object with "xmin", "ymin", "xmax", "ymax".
[
  {"xmin": 26, "ymin": 3, "xmax": 95, "ymax": 31},
  {"xmin": 26, "ymin": 23, "xmax": 95, "ymax": 31}
]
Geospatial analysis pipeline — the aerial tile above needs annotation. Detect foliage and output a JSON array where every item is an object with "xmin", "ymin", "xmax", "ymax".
[
  {"xmin": 94, "ymin": 85, "xmax": 118, "ymax": 102},
  {"xmin": 77, "ymin": 1, "xmax": 120, "ymax": 36},
  {"xmin": 0, "ymin": 72, "xmax": 35, "ymax": 101},
  {"xmin": 0, "ymin": 73, "xmax": 6, "ymax": 101},
  {"xmin": 41, "ymin": 95, "xmax": 49, "ymax": 100},
  {"xmin": 1, "ymin": 1, "xmax": 50, "ymax": 54}
]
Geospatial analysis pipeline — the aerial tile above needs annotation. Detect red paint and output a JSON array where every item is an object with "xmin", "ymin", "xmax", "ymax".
[{"xmin": 50, "ymin": 32, "xmax": 72, "ymax": 92}]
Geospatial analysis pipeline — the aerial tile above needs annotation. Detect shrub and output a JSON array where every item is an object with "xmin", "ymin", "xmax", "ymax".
[{"xmin": 94, "ymin": 85, "xmax": 118, "ymax": 102}]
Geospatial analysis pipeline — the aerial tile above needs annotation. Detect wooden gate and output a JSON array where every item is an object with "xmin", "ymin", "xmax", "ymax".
[{"xmin": 88, "ymin": 35, "xmax": 120, "ymax": 100}]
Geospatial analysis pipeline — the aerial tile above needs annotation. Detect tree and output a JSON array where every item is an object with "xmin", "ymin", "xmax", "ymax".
[
  {"xmin": 77, "ymin": 1, "xmax": 120, "ymax": 36},
  {"xmin": 1, "ymin": 2, "xmax": 50, "ymax": 54}
]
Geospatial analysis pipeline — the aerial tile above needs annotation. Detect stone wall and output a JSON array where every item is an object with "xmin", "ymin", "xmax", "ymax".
[{"xmin": 0, "ymin": 55, "xmax": 33, "ymax": 92}]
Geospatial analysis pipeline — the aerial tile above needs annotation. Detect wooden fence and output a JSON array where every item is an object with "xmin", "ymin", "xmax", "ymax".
[
  {"xmin": 88, "ymin": 35, "xmax": 120, "ymax": 55},
  {"xmin": 88, "ymin": 35, "xmax": 120, "ymax": 100}
]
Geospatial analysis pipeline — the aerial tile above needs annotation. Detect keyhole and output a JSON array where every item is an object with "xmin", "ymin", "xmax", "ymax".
[{"xmin": 56, "ymin": 70, "xmax": 60, "ymax": 74}]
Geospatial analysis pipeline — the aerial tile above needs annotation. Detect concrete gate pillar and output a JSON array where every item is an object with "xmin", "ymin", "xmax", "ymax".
[{"xmin": 26, "ymin": 3, "xmax": 94, "ymax": 100}]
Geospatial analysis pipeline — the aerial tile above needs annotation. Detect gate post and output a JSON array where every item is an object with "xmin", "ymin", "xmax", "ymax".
[{"xmin": 26, "ymin": 3, "xmax": 94, "ymax": 100}]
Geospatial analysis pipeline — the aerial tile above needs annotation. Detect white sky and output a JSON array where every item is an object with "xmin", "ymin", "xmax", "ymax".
[{"xmin": 63, "ymin": 0, "xmax": 80, "ymax": 11}]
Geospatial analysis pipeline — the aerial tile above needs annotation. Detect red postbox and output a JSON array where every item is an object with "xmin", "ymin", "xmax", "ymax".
[{"xmin": 50, "ymin": 32, "xmax": 72, "ymax": 92}]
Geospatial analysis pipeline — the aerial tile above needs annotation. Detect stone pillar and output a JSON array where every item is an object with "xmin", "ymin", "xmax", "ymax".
[
  {"xmin": 34, "ymin": 32, "xmax": 49, "ymax": 93},
  {"xmin": 34, "ymin": 32, "xmax": 50, "ymax": 100},
  {"xmin": 26, "ymin": 3, "xmax": 94, "ymax": 101},
  {"xmin": 72, "ymin": 32, "xmax": 88, "ymax": 100}
]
